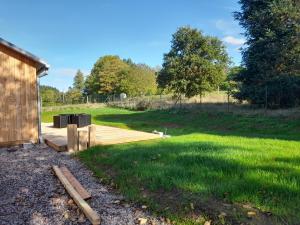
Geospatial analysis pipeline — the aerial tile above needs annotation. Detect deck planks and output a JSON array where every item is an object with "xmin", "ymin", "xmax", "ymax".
[{"xmin": 42, "ymin": 123, "xmax": 160, "ymax": 151}]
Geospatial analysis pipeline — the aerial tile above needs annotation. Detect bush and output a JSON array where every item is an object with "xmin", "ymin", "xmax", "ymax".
[{"xmin": 135, "ymin": 100, "xmax": 152, "ymax": 111}]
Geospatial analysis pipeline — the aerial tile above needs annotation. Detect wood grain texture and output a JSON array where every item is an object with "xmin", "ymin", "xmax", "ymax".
[
  {"xmin": 0, "ymin": 44, "xmax": 38, "ymax": 145},
  {"xmin": 52, "ymin": 166, "xmax": 100, "ymax": 225},
  {"xmin": 67, "ymin": 124, "xmax": 78, "ymax": 152},
  {"xmin": 60, "ymin": 166, "xmax": 91, "ymax": 200},
  {"xmin": 78, "ymin": 130, "xmax": 88, "ymax": 151},
  {"xmin": 88, "ymin": 125, "xmax": 96, "ymax": 147},
  {"xmin": 42, "ymin": 123, "xmax": 160, "ymax": 151}
]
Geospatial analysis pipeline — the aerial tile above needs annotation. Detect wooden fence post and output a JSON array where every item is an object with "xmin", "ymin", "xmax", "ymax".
[
  {"xmin": 67, "ymin": 124, "xmax": 78, "ymax": 152},
  {"xmin": 78, "ymin": 130, "xmax": 88, "ymax": 151},
  {"xmin": 88, "ymin": 125, "xmax": 96, "ymax": 147}
]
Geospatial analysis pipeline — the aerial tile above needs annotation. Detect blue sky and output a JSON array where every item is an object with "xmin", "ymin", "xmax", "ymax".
[{"xmin": 1, "ymin": 0, "xmax": 244, "ymax": 91}]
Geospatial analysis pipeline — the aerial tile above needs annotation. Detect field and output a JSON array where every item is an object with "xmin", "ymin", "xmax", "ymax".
[{"xmin": 42, "ymin": 106, "xmax": 300, "ymax": 225}]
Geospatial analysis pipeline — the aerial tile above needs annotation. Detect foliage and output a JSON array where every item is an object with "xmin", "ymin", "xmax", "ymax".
[
  {"xmin": 87, "ymin": 55, "xmax": 130, "ymax": 95},
  {"xmin": 40, "ymin": 85, "xmax": 61, "ymax": 106},
  {"xmin": 42, "ymin": 106, "xmax": 300, "ymax": 224},
  {"xmin": 135, "ymin": 99, "xmax": 152, "ymax": 111},
  {"xmin": 234, "ymin": 0, "xmax": 300, "ymax": 108},
  {"xmin": 73, "ymin": 70, "xmax": 85, "ymax": 92},
  {"xmin": 62, "ymin": 69, "xmax": 87, "ymax": 104},
  {"xmin": 85, "ymin": 55, "xmax": 157, "ymax": 97},
  {"xmin": 221, "ymin": 66, "xmax": 244, "ymax": 97},
  {"xmin": 119, "ymin": 64, "xmax": 157, "ymax": 96},
  {"xmin": 65, "ymin": 87, "xmax": 83, "ymax": 104},
  {"xmin": 157, "ymin": 26, "xmax": 229, "ymax": 100}
]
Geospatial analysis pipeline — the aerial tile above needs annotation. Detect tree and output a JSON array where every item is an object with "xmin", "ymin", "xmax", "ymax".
[
  {"xmin": 85, "ymin": 55, "xmax": 157, "ymax": 97},
  {"xmin": 119, "ymin": 64, "xmax": 157, "ymax": 96},
  {"xmin": 73, "ymin": 70, "xmax": 85, "ymax": 91},
  {"xmin": 221, "ymin": 66, "xmax": 245, "ymax": 109},
  {"xmin": 222, "ymin": 66, "xmax": 244, "ymax": 96},
  {"xmin": 40, "ymin": 85, "xmax": 61, "ymax": 106},
  {"xmin": 88, "ymin": 55, "xmax": 129, "ymax": 95},
  {"xmin": 234, "ymin": 0, "xmax": 300, "ymax": 107},
  {"xmin": 62, "ymin": 70, "xmax": 86, "ymax": 104},
  {"xmin": 65, "ymin": 87, "xmax": 83, "ymax": 104},
  {"xmin": 157, "ymin": 26, "xmax": 229, "ymax": 102}
]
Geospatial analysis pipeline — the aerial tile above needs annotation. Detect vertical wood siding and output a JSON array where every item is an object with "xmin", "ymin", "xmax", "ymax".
[{"xmin": 0, "ymin": 44, "xmax": 38, "ymax": 145}]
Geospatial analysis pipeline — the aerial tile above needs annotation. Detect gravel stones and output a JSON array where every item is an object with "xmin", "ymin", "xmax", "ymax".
[{"xmin": 0, "ymin": 145, "xmax": 163, "ymax": 225}]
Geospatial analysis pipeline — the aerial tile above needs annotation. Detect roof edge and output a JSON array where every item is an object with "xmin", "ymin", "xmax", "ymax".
[{"xmin": 0, "ymin": 37, "xmax": 50, "ymax": 74}]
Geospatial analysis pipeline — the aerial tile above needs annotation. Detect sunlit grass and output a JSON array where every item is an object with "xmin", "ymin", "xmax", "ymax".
[{"xmin": 42, "ymin": 106, "xmax": 300, "ymax": 224}]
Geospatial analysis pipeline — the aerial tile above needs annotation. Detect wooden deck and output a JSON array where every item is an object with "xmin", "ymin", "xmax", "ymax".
[{"xmin": 42, "ymin": 123, "xmax": 160, "ymax": 151}]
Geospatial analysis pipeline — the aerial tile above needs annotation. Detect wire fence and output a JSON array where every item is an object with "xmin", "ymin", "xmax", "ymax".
[{"xmin": 43, "ymin": 92, "xmax": 236, "ymax": 111}]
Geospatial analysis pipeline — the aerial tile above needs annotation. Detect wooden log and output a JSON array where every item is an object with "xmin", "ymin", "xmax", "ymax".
[
  {"xmin": 88, "ymin": 125, "xmax": 96, "ymax": 147},
  {"xmin": 60, "ymin": 166, "xmax": 91, "ymax": 200},
  {"xmin": 78, "ymin": 130, "xmax": 88, "ymax": 151},
  {"xmin": 44, "ymin": 138, "xmax": 67, "ymax": 152},
  {"xmin": 52, "ymin": 166, "xmax": 100, "ymax": 225},
  {"xmin": 67, "ymin": 124, "xmax": 78, "ymax": 152}
]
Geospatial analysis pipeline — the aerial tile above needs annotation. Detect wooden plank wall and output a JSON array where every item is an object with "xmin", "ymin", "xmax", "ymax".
[{"xmin": 0, "ymin": 44, "xmax": 38, "ymax": 146}]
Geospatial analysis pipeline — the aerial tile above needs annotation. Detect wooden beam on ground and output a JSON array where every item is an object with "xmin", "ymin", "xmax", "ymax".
[
  {"xmin": 60, "ymin": 166, "xmax": 91, "ymax": 200},
  {"xmin": 88, "ymin": 125, "xmax": 96, "ymax": 147},
  {"xmin": 78, "ymin": 130, "xmax": 88, "ymax": 151},
  {"xmin": 67, "ymin": 124, "xmax": 78, "ymax": 152},
  {"xmin": 44, "ymin": 138, "xmax": 67, "ymax": 152},
  {"xmin": 52, "ymin": 166, "xmax": 100, "ymax": 225}
]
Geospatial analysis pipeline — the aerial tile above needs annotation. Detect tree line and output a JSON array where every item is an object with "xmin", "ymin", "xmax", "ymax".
[
  {"xmin": 40, "ymin": 57, "xmax": 158, "ymax": 106},
  {"xmin": 42, "ymin": 0, "xmax": 299, "ymax": 108}
]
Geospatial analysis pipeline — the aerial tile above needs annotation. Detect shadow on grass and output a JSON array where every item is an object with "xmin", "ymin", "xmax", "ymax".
[
  {"xmin": 80, "ymin": 140, "xmax": 300, "ymax": 225},
  {"xmin": 94, "ymin": 108, "xmax": 300, "ymax": 141}
]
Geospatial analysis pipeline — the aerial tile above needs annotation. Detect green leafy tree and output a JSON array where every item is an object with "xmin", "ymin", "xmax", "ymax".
[
  {"xmin": 88, "ymin": 55, "xmax": 129, "ymax": 95},
  {"xmin": 73, "ymin": 70, "xmax": 85, "ymax": 91},
  {"xmin": 119, "ymin": 64, "xmax": 157, "ymax": 96},
  {"xmin": 222, "ymin": 66, "xmax": 244, "ymax": 96},
  {"xmin": 40, "ymin": 85, "xmax": 61, "ymax": 106},
  {"xmin": 157, "ymin": 26, "xmax": 229, "ymax": 101},
  {"xmin": 64, "ymin": 70, "xmax": 86, "ymax": 104},
  {"xmin": 234, "ymin": 0, "xmax": 300, "ymax": 107},
  {"xmin": 65, "ymin": 87, "xmax": 83, "ymax": 104},
  {"xmin": 85, "ymin": 55, "xmax": 157, "ymax": 97}
]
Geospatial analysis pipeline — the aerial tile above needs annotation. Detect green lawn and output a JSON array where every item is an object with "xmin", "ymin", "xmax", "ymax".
[{"xmin": 42, "ymin": 107, "xmax": 300, "ymax": 224}]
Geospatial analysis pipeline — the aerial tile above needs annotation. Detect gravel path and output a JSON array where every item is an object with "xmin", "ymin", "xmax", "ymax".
[{"xmin": 0, "ymin": 145, "xmax": 165, "ymax": 225}]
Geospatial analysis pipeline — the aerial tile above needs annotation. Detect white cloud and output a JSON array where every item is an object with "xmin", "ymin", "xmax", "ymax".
[
  {"xmin": 223, "ymin": 36, "xmax": 245, "ymax": 46},
  {"xmin": 215, "ymin": 19, "xmax": 241, "ymax": 36}
]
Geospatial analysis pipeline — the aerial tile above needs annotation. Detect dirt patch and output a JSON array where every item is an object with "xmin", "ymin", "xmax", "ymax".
[{"xmin": 139, "ymin": 188, "xmax": 280, "ymax": 225}]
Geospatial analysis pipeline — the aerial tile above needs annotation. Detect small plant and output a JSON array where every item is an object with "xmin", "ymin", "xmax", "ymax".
[{"xmin": 136, "ymin": 100, "xmax": 152, "ymax": 111}]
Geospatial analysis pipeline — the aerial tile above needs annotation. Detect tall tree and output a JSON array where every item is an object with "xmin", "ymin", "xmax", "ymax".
[
  {"xmin": 119, "ymin": 64, "xmax": 157, "ymax": 96},
  {"xmin": 157, "ymin": 26, "xmax": 229, "ymax": 101},
  {"xmin": 85, "ymin": 55, "xmax": 158, "ymax": 97},
  {"xmin": 234, "ymin": 0, "xmax": 300, "ymax": 107},
  {"xmin": 88, "ymin": 55, "xmax": 129, "ymax": 95},
  {"xmin": 73, "ymin": 70, "xmax": 85, "ymax": 91}
]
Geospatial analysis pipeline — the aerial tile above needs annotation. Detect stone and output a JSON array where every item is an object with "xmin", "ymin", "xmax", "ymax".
[
  {"xmin": 0, "ymin": 145, "xmax": 165, "ymax": 225},
  {"xmin": 138, "ymin": 217, "xmax": 148, "ymax": 225},
  {"xmin": 247, "ymin": 211, "xmax": 256, "ymax": 217},
  {"xmin": 204, "ymin": 220, "xmax": 211, "ymax": 225},
  {"xmin": 78, "ymin": 214, "xmax": 86, "ymax": 223},
  {"xmin": 63, "ymin": 212, "xmax": 69, "ymax": 219}
]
